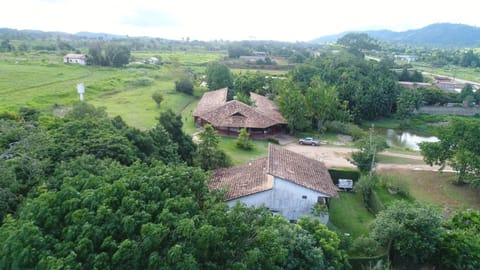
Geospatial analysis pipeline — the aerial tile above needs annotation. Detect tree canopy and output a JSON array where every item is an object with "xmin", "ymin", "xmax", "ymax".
[
  {"xmin": 205, "ymin": 62, "xmax": 233, "ymax": 90},
  {"xmin": 420, "ymin": 117, "xmax": 480, "ymax": 185}
]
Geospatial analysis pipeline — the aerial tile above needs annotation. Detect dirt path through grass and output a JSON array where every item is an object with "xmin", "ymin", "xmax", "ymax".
[{"xmin": 284, "ymin": 143, "xmax": 452, "ymax": 172}]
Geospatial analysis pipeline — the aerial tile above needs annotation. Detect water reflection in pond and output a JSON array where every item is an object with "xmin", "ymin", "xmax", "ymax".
[{"xmin": 377, "ymin": 129, "xmax": 439, "ymax": 151}]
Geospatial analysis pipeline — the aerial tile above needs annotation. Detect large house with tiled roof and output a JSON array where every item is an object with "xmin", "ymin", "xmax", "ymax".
[
  {"xmin": 209, "ymin": 144, "xmax": 338, "ymax": 223},
  {"xmin": 193, "ymin": 88, "xmax": 286, "ymax": 138}
]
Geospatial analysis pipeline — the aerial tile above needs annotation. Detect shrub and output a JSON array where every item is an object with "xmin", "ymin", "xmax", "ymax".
[
  {"xmin": 175, "ymin": 77, "xmax": 194, "ymax": 95},
  {"xmin": 355, "ymin": 175, "xmax": 375, "ymax": 206},
  {"xmin": 236, "ymin": 128, "xmax": 253, "ymax": 150},
  {"xmin": 323, "ymin": 121, "xmax": 366, "ymax": 141},
  {"xmin": 267, "ymin": 137, "xmax": 279, "ymax": 144},
  {"xmin": 378, "ymin": 175, "xmax": 410, "ymax": 197},
  {"xmin": 350, "ymin": 236, "xmax": 380, "ymax": 257},
  {"xmin": 125, "ymin": 76, "xmax": 154, "ymax": 87}
]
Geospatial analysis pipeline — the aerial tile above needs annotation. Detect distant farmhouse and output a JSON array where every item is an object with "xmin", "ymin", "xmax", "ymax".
[
  {"xmin": 209, "ymin": 144, "xmax": 338, "ymax": 223},
  {"xmin": 239, "ymin": 51, "xmax": 268, "ymax": 62},
  {"xmin": 145, "ymin": 57, "xmax": 160, "ymax": 64},
  {"xmin": 394, "ymin": 54, "xmax": 418, "ymax": 63},
  {"xmin": 193, "ymin": 88, "xmax": 286, "ymax": 138},
  {"xmin": 63, "ymin": 54, "xmax": 87, "ymax": 65}
]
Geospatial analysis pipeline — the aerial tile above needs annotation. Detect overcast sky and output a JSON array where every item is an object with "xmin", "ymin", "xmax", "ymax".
[{"xmin": 2, "ymin": 0, "xmax": 478, "ymax": 41}]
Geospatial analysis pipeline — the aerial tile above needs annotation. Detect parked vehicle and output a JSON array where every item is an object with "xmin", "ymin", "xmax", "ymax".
[{"xmin": 298, "ymin": 137, "xmax": 320, "ymax": 146}]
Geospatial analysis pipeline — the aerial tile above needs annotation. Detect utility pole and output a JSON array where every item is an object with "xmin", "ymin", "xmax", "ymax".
[{"xmin": 369, "ymin": 124, "xmax": 376, "ymax": 175}]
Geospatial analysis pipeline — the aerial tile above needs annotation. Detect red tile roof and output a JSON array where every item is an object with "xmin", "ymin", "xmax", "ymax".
[
  {"xmin": 193, "ymin": 88, "xmax": 227, "ymax": 117},
  {"xmin": 268, "ymin": 144, "xmax": 338, "ymax": 197},
  {"xmin": 194, "ymin": 88, "xmax": 285, "ymax": 129},
  {"xmin": 209, "ymin": 144, "xmax": 338, "ymax": 200},
  {"xmin": 209, "ymin": 157, "xmax": 271, "ymax": 199}
]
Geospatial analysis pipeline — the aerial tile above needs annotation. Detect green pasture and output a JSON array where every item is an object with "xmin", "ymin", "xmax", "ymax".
[
  {"xmin": 0, "ymin": 51, "xmax": 220, "ymax": 130},
  {"xmin": 133, "ymin": 51, "xmax": 225, "ymax": 66},
  {"xmin": 378, "ymin": 169, "xmax": 480, "ymax": 213},
  {"xmin": 413, "ymin": 62, "xmax": 480, "ymax": 83}
]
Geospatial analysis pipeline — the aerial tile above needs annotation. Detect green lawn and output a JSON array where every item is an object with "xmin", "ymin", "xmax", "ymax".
[
  {"xmin": 329, "ymin": 192, "xmax": 375, "ymax": 239},
  {"xmin": 218, "ymin": 137, "xmax": 270, "ymax": 165},
  {"xmin": 378, "ymin": 169, "xmax": 480, "ymax": 213},
  {"xmin": 376, "ymin": 154, "xmax": 425, "ymax": 165}
]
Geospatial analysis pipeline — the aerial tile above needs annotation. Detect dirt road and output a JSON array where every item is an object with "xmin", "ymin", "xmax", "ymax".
[{"xmin": 284, "ymin": 143, "xmax": 451, "ymax": 172}]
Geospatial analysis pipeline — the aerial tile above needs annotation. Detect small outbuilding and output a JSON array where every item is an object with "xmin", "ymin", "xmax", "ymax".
[{"xmin": 63, "ymin": 54, "xmax": 87, "ymax": 65}]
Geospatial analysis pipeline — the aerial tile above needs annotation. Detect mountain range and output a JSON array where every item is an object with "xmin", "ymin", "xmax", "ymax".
[{"xmin": 311, "ymin": 23, "xmax": 480, "ymax": 47}]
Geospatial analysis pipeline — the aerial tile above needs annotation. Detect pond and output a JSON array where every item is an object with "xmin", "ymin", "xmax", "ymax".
[{"xmin": 374, "ymin": 128, "xmax": 439, "ymax": 151}]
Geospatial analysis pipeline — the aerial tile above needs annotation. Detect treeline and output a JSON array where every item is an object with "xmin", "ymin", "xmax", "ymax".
[{"xmin": 0, "ymin": 104, "xmax": 350, "ymax": 269}]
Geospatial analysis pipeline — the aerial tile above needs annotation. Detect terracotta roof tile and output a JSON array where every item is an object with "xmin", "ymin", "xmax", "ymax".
[
  {"xmin": 202, "ymin": 100, "xmax": 279, "ymax": 128},
  {"xmin": 193, "ymin": 88, "xmax": 285, "ymax": 128},
  {"xmin": 209, "ymin": 157, "xmax": 271, "ymax": 199},
  {"xmin": 251, "ymin": 92, "xmax": 286, "ymax": 124},
  {"xmin": 193, "ymin": 88, "xmax": 228, "ymax": 117},
  {"xmin": 209, "ymin": 144, "xmax": 338, "ymax": 200},
  {"xmin": 268, "ymin": 144, "xmax": 338, "ymax": 197}
]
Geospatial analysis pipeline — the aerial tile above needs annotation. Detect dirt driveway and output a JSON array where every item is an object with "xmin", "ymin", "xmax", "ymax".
[{"xmin": 284, "ymin": 143, "xmax": 452, "ymax": 172}]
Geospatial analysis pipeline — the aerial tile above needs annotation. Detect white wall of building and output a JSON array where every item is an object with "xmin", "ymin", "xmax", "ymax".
[{"xmin": 227, "ymin": 176, "xmax": 329, "ymax": 223}]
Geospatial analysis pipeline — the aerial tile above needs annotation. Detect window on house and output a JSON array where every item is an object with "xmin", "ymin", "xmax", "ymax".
[{"xmin": 302, "ymin": 195, "xmax": 307, "ymax": 199}]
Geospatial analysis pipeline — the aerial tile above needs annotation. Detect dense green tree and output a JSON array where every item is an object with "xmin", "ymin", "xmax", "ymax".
[
  {"xmin": 0, "ymin": 157, "xmax": 349, "ymax": 269},
  {"xmin": 195, "ymin": 124, "xmax": 230, "ymax": 170},
  {"xmin": 88, "ymin": 41, "xmax": 105, "ymax": 65},
  {"xmin": 151, "ymin": 91, "xmax": 164, "ymax": 108},
  {"xmin": 0, "ymin": 118, "xmax": 52, "ymax": 222},
  {"xmin": 312, "ymin": 51, "xmax": 400, "ymax": 121},
  {"xmin": 420, "ymin": 86, "xmax": 453, "ymax": 105},
  {"xmin": 297, "ymin": 217, "xmax": 351, "ymax": 269},
  {"xmin": 290, "ymin": 63, "xmax": 318, "ymax": 90},
  {"xmin": 174, "ymin": 77, "xmax": 194, "ymax": 95},
  {"xmin": 460, "ymin": 83, "xmax": 475, "ymax": 106},
  {"xmin": 205, "ymin": 62, "xmax": 233, "ymax": 90},
  {"xmin": 105, "ymin": 43, "xmax": 131, "ymax": 67},
  {"xmin": 227, "ymin": 44, "xmax": 251, "ymax": 58},
  {"xmin": 50, "ymin": 117, "xmax": 136, "ymax": 165},
  {"xmin": 87, "ymin": 42, "xmax": 130, "ymax": 67},
  {"xmin": 370, "ymin": 201, "xmax": 443, "ymax": 265},
  {"xmin": 277, "ymin": 80, "xmax": 310, "ymax": 133},
  {"xmin": 351, "ymin": 127, "xmax": 388, "ymax": 173},
  {"xmin": 235, "ymin": 92, "xmax": 254, "ymax": 105},
  {"xmin": 148, "ymin": 125, "xmax": 180, "ymax": 165},
  {"xmin": 158, "ymin": 110, "xmax": 196, "ymax": 165},
  {"xmin": 305, "ymin": 78, "xmax": 350, "ymax": 129},
  {"xmin": 435, "ymin": 210, "xmax": 480, "ymax": 269},
  {"xmin": 0, "ymin": 39, "xmax": 14, "ymax": 52},
  {"xmin": 420, "ymin": 117, "xmax": 480, "ymax": 185},
  {"xmin": 396, "ymin": 88, "xmax": 422, "ymax": 121},
  {"xmin": 233, "ymin": 71, "xmax": 266, "ymax": 95},
  {"xmin": 337, "ymin": 33, "xmax": 381, "ymax": 51},
  {"xmin": 236, "ymin": 128, "xmax": 253, "ymax": 150}
]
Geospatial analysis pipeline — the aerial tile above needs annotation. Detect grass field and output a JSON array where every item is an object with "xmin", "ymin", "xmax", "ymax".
[
  {"xmin": 413, "ymin": 62, "xmax": 480, "ymax": 83},
  {"xmin": 378, "ymin": 169, "xmax": 480, "ymax": 213},
  {"xmin": 0, "ymin": 51, "xmax": 221, "ymax": 130},
  {"xmin": 329, "ymin": 192, "xmax": 375, "ymax": 239}
]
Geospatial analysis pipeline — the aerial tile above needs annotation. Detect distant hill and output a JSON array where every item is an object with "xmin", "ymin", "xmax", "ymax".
[
  {"xmin": 312, "ymin": 23, "xmax": 480, "ymax": 47},
  {"xmin": 0, "ymin": 28, "xmax": 129, "ymax": 41}
]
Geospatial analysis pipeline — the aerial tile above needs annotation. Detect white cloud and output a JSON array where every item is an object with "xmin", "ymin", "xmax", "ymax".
[{"xmin": 1, "ymin": 0, "xmax": 479, "ymax": 41}]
